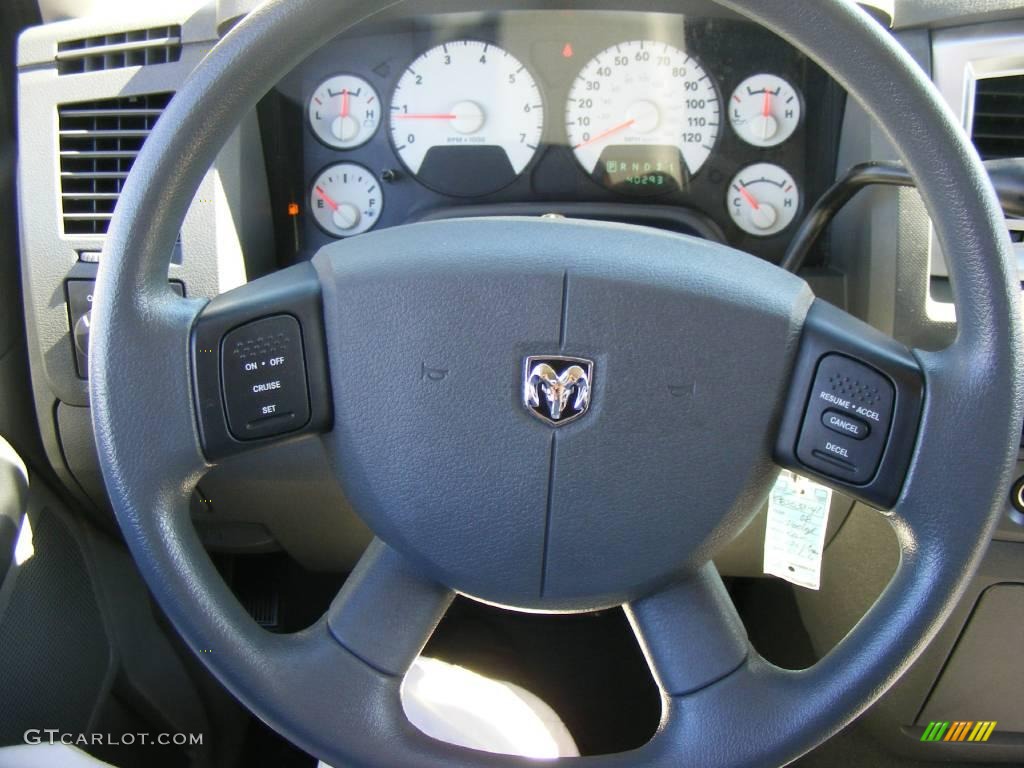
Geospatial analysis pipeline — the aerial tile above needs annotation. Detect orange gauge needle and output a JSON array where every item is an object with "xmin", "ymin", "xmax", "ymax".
[
  {"xmin": 738, "ymin": 185, "xmax": 760, "ymax": 210},
  {"xmin": 762, "ymin": 89, "xmax": 772, "ymax": 117},
  {"xmin": 340, "ymin": 89, "xmax": 350, "ymax": 118},
  {"xmin": 573, "ymin": 118, "xmax": 637, "ymax": 150},
  {"xmin": 314, "ymin": 185, "xmax": 339, "ymax": 211}
]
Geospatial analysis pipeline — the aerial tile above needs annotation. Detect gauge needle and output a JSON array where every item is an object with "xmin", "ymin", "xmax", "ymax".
[
  {"xmin": 573, "ymin": 118, "xmax": 637, "ymax": 150},
  {"xmin": 314, "ymin": 185, "xmax": 340, "ymax": 211},
  {"xmin": 393, "ymin": 113, "xmax": 458, "ymax": 120},
  {"xmin": 738, "ymin": 185, "xmax": 761, "ymax": 210},
  {"xmin": 762, "ymin": 89, "xmax": 772, "ymax": 117},
  {"xmin": 340, "ymin": 89, "xmax": 350, "ymax": 119}
]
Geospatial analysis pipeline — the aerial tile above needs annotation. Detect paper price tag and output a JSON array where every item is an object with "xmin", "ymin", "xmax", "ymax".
[{"xmin": 763, "ymin": 471, "xmax": 832, "ymax": 590}]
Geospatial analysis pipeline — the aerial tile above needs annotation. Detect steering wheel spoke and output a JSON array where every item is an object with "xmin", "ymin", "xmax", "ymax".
[
  {"xmin": 190, "ymin": 262, "xmax": 333, "ymax": 461},
  {"xmin": 326, "ymin": 539, "xmax": 454, "ymax": 676},
  {"xmin": 626, "ymin": 563, "xmax": 748, "ymax": 697},
  {"xmin": 774, "ymin": 300, "xmax": 925, "ymax": 510}
]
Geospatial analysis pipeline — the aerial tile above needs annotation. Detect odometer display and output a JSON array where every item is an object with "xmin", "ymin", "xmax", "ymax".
[{"xmin": 566, "ymin": 40, "xmax": 720, "ymax": 196}]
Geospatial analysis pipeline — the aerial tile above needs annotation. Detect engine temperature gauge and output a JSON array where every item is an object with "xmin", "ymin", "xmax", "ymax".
[
  {"xmin": 729, "ymin": 74, "xmax": 801, "ymax": 147},
  {"xmin": 728, "ymin": 163, "xmax": 799, "ymax": 237},
  {"xmin": 310, "ymin": 163, "xmax": 382, "ymax": 237},
  {"xmin": 308, "ymin": 75, "xmax": 381, "ymax": 149}
]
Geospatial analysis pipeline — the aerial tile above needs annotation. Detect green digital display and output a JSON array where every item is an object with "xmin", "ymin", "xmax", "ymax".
[{"xmin": 594, "ymin": 145, "xmax": 687, "ymax": 196}]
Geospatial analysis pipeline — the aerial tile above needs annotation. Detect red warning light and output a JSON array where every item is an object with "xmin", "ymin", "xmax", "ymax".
[{"xmin": 562, "ymin": 42, "xmax": 574, "ymax": 59}]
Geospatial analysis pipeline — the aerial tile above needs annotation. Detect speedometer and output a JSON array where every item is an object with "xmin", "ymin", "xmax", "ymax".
[
  {"xmin": 389, "ymin": 41, "xmax": 544, "ymax": 197},
  {"xmin": 566, "ymin": 41, "xmax": 720, "ymax": 196}
]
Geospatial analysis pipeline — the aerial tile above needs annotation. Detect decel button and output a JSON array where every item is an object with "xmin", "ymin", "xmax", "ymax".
[
  {"xmin": 221, "ymin": 315, "xmax": 310, "ymax": 440},
  {"xmin": 821, "ymin": 409, "xmax": 869, "ymax": 440}
]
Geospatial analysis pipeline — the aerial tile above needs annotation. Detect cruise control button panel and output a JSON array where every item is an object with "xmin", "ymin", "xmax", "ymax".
[
  {"xmin": 221, "ymin": 315, "xmax": 310, "ymax": 440},
  {"xmin": 191, "ymin": 263, "xmax": 331, "ymax": 460},
  {"xmin": 796, "ymin": 354, "xmax": 894, "ymax": 484}
]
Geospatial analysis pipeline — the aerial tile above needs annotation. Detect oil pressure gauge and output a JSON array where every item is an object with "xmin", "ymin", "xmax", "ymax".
[
  {"xmin": 729, "ymin": 74, "xmax": 801, "ymax": 147},
  {"xmin": 308, "ymin": 75, "xmax": 381, "ymax": 149},
  {"xmin": 727, "ymin": 163, "xmax": 799, "ymax": 237},
  {"xmin": 309, "ymin": 163, "xmax": 382, "ymax": 237}
]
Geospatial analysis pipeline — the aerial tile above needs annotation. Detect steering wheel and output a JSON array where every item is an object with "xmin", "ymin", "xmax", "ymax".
[{"xmin": 90, "ymin": 0, "xmax": 1022, "ymax": 765}]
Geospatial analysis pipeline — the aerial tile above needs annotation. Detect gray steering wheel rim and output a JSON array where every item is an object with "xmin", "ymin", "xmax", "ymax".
[{"xmin": 90, "ymin": 0, "xmax": 1022, "ymax": 766}]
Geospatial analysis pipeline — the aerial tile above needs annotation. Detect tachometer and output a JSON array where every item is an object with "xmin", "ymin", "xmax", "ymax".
[
  {"xmin": 566, "ymin": 40, "xmax": 720, "ymax": 196},
  {"xmin": 389, "ymin": 41, "xmax": 544, "ymax": 197}
]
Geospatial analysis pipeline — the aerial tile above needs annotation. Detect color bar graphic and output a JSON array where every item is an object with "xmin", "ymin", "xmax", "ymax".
[{"xmin": 920, "ymin": 721, "xmax": 997, "ymax": 742}]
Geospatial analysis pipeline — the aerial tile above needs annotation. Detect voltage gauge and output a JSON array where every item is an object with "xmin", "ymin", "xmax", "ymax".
[
  {"xmin": 309, "ymin": 163, "xmax": 382, "ymax": 237},
  {"xmin": 727, "ymin": 163, "xmax": 800, "ymax": 237},
  {"xmin": 308, "ymin": 75, "xmax": 381, "ymax": 149}
]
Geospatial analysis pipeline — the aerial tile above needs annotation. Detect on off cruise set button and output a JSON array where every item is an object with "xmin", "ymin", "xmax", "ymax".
[{"xmin": 220, "ymin": 315, "xmax": 310, "ymax": 440}]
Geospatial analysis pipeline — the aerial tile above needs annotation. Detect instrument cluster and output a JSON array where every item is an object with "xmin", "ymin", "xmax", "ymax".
[{"xmin": 260, "ymin": 9, "xmax": 845, "ymax": 264}]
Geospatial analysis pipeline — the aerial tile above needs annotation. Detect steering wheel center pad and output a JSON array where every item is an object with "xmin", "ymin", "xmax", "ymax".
[{"xmin": 314, "ymin": 217, "xmax": 812, "ymax": 610}]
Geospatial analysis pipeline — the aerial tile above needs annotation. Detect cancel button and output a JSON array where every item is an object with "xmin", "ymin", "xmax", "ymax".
[{"xmin": 821, "ymin": 409, "xmax": 870, "ymax": 440}]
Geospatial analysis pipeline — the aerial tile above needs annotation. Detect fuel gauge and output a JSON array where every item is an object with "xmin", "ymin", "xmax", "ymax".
[
  {"xmin": 727, "ymin": 163, "xmax": 800, "ymax": 237},
  {"xmin": 310, "ymin": 163, "xmax": 382, "ymax": 237}
]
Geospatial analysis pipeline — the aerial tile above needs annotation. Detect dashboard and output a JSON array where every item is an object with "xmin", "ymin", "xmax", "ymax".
[
  {"xmin": 10, "ymin": 2, "xmax": 1024, "ymax": 764},
  {"xmin": 259, "ymin": 9, "xmax": 846, "ymax": 266}
]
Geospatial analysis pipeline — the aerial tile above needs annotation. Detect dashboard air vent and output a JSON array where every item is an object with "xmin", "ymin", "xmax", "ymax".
[
  {"xmin": 58, "ymin": 93, "xmax": 173, "ymax": 236},
  {"xmin": 971, "ymin": 75, "xmax": 1024, "ymax": 160},
  {"xmin": 56, "ymin": 26, "xmax": 182, "ymax": 75}
]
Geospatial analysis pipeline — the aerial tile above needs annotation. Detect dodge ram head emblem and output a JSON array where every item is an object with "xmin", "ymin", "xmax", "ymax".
[{"xmin": 523, "ymin": 356, "xmax": 594, "ymax": 426}]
